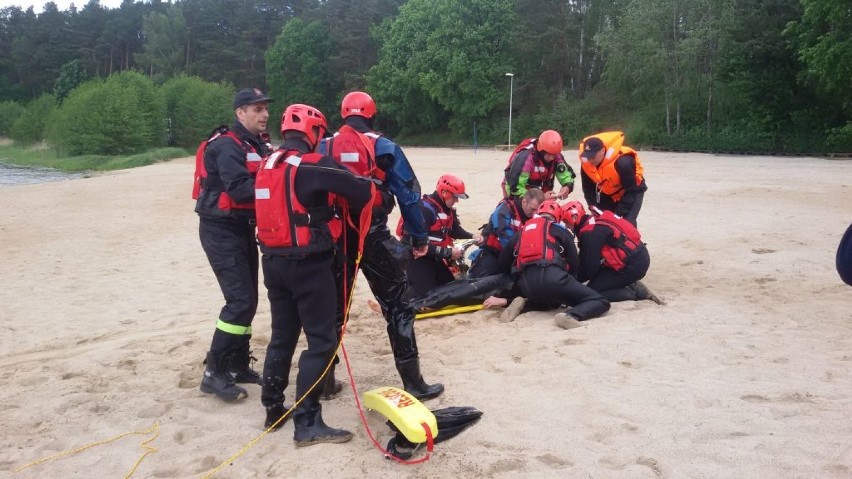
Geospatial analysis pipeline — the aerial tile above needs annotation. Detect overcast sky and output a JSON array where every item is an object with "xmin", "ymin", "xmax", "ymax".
[{"xmin": 1, "ymin": 0, "xmax": 124, "ymax": 13}]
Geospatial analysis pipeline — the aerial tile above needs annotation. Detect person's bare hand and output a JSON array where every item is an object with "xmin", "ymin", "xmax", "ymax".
[
  {"xmin": 451, "ymin": 247, "xmax": 463, "ymax": 260},
  {"xmin": 544, "ymin": 190, "xmax": 557, "ymax": 199},
  {"xmin": 473, "ymin": 234, "xmax": 483, "ymax": 245},
  {"xmin": 412, "ymin": 245, "xmax": 428, "ymax": 258},
  {"xmin": 483, "ymin": 296, "xmax": 508, "ymax": 309},
  {"xmin": 557, "ymin": 185, "xmax": 571, "ymax": 200}
]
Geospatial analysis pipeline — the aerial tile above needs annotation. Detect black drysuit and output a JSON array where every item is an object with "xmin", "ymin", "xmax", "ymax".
[{"xmin": 260, "ymin": 140, "xmax": 372, "ymax": 412}]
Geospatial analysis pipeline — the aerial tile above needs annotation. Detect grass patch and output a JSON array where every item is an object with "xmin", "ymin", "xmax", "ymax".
[{"xmin": 0, "ymin": 143, "xmax": 191, "ymax": 171}]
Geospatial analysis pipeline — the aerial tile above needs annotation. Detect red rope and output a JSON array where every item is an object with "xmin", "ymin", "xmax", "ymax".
[{"xmin": 336, "ymin": 183, "xmax": 434, "ymax": 464}]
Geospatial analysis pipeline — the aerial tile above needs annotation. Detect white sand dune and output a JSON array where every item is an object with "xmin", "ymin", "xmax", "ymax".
[{"xmin": 1, "ymin": 148, "xmax": 850, "ymax": 478}]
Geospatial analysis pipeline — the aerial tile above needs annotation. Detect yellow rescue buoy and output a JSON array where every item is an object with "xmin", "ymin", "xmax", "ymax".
[{"xmin": 363, "ymin": 386, "xmax": 438, "ymax": 444}]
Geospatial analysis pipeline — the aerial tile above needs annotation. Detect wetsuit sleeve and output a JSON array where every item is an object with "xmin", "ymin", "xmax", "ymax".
[
  {"xmin": 580, "ymin": 168, "xmax": 597, "ymax": 207},
  {"xmin": 450, "ymin": 213, "xmax": 474, "ymax": 240},
  {"xmin": 497, "ymin": 235, "xmax": 520, "ymax": 273},
  {"xmin": 317, "ymin": 137, "xmax": 329, "ymax": 155},
  {"xmin": 614, "ymin": 154, "xmax": 643, "ymax": 218},
  {"xmin": 577, "ymin": 226, "xmax": 607, "ymax": 283},
  {"xmin": 298, "ymin": 158, "xmax": 373, "ymax": 212},
  {"xmin": 211, "ymin": 139, "xmax": 255, "ymax": 204},
  {"xmin": 554, "ymin": 155, "xmax": 576, "ymax": 192},
  {"xmin": 376, "ymin": 138, "xmax": 428, "ymax": 245},
  {"xmin": 553, "ymin": 226, "xmax": 580, "ymax": 278},
  {"xmin": 491, "ymin": 204, "xmax": 517, "ymax": 249},
  {"xmin": 506, "ymin": 150, "xmax": 531, "ymax": 197}
]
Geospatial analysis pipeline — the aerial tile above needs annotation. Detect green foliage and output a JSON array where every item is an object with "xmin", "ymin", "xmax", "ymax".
[
  {"xmin": 53, "ymin": 60, "xmax": 89, "ymax": 103},
  {"xmin": 46, "ymin": 71, "xmax": 166, "ymax": 155},
  {"xmin": 134, "ymin": 6, "xmax": 187, "ymax": 83},
  {"xmin": 9, "ymin": 94, "xmax": 55, "ymax": 145},
  {"xmin": 369, "ymin": 0, "xmax": 516, "ymax": 134},
  {"xmin": 0, "ymin": 100, "xmax": 25, "ymax": 136},
  {"xmin": 786, "ymin": 0, "xmax": 852, "ymax": 108},
  {"xmin": 161, "ymin": 75, "xmax": 233, "ymax": 147},
  {"xmin": 265, "ymin": 18, "xmax": 337, "ymax": 120}
]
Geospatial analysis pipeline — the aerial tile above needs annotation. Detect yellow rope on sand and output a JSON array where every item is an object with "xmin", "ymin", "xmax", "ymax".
[
  {"xmin": 14, "ymin": 422, "xmax": 160, "ymax": 478},
  {"xmin": 202, "ymin": 251, "xmax": 367, "ymax": 479}
]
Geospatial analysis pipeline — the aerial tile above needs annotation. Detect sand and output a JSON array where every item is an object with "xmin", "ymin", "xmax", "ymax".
[{"xmin": 1, "ymin": 148, "xmax": 850, "ymax": 478}]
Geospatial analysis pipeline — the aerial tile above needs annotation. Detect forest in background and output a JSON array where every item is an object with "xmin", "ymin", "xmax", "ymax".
[{"xmin": 0, "ymin": 0, "xmax": 849, "ymax": 156}]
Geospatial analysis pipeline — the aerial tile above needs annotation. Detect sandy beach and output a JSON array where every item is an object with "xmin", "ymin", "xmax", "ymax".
[{"xmin": 1, "ymin": 147, "xmax": 850, "ymax": 478}]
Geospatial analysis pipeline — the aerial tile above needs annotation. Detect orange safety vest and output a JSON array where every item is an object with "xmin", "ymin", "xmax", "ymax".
[{"xmin": 579, "ymin": 131, "xmax": 644, "ymax": 202}]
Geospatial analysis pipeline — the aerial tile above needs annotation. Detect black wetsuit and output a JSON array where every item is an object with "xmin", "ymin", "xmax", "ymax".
[
  {"xmin": 405, "ymin": 192, "xmax": 474, "ymax": 297},
  {"xmin": 196, "ymin": 122, "xmax": 269, "ymax": 360},
  {"xmin": 577, "ymin": 219, "xmax": 650, "ymax": 302},
  {"xmin": 498, "ymin": 221, "xmax": 610, "ymax": 320},
  {"xmin": 260, "ymin": 139, "xmax": 372, "ymax": 412}
]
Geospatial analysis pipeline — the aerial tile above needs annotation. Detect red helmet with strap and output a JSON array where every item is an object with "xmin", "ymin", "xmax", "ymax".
[
  {"xmin": 280, "ymin": 104, "xmax": 328, "ymax": 148},
  {"xmin": 537, "ymin": 130, "xmax": 563, "ymax": 155},
  {"xmin": 536, "ymin": 199, "xmax": 562, "ymax": 222},
  {"xmin": 436, "ymin": 174, "xmax": 469, "ymax": 199},
  {"xmin": 561, "ymin": 201, "xmax": 586, "ymax": 229},
  {"xmin": 341, "ymin": 91, "xmax": 376, "ymax": 119}
]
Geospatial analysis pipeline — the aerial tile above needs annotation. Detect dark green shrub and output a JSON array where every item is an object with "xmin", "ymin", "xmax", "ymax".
[
  {"xmin": 161, "ymin": 75, "xmax": 233, "ymax": 148},
  {"xmin": 9, "ymin": 94, "xmax": 56, "ymax": 145},
  {"xmin": 46, "ymin": 72, "xmax": 166, "ymax": 155},
  {"xmin": 0, "ymin": 101, "xmax": 25, "ymax": 136}
]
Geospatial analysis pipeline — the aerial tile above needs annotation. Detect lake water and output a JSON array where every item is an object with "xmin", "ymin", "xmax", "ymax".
[{"xmin": 0, "ymin": 162, "xmax": 86, "ymax": 187}]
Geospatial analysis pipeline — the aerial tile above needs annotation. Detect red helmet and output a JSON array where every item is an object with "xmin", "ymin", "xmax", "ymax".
[
  {"xmin": 561, "ymin": 201, "xmax": 586, "ymax": 229},
  {"xmin": 436, "ymin": 174, "xmax": 468, "ymax": 199},
  {"xmin": 537, "ymin": 130, "xmax": 563, "ymax": 155},
  {"xmin": 536, "ymin": 199, "xmax": 562, "ymax": 222},
  {"xmin": 280, "ymin": 104, "xmax": 328, "ymax": 148},
  {"xmin": 341, "ymin": 91, "xmax": 376, "ymax": 119}
]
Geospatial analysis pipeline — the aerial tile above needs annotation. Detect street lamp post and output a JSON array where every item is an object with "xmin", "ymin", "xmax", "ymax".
[{"xmin": 505, "ymin": 72, "xmax": 514, "ymax": 148}]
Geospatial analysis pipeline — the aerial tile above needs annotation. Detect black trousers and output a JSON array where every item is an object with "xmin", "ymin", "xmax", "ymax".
[
  {"xmin": 261, "ymin": 252, "xmax": 337, "ymax": 408},
  {"xmin": 337, "ymin": 225, "xmax": 420, "ymax": 362},
  {"xmin": 586, "ymin": 246, "xmax": 650, "ymax": 302},
  {"xmin": 518, "ymin": 264, "xmax": 610, "ymax": 320},
  {"xmin": 468, "ymin": 248, "xmax": 500, "ymax": 279},
  {"xmin": 407, "ymin": 256, "xmax": 455, "ymax": 298},
  {"xmin": 199, "ymin": 217, "xmax": 258, "ymax": 356}
]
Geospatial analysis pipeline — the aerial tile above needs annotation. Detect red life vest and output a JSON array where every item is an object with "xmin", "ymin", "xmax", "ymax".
[
  {"xmin": 192, "ymin": 126, "xmax": 263, "ymax": 211},
  {"xmin": 395, "ymin": 195, "xmax": 455, "ymax": 248},
  {"xmin": 514, "ymin": 216, "xmax": 564, "ymax": 270},
  {"xmin": 483, "ymin": 198, "xmax": 523, "ymax": 252},
  {"xmin": 579, "ymin": 210, "xmax": 642, "ymax": 271},
  {"xmin": 255, "ymin": 150, "xmax": 333, "ymax": 251},
  {"xmin": 327, "ymin": 124, "xmax": 386, "ymax": 207},
  {"xmin": 502, "ymin": 138, "xmax": 557, "ymax": 197}
]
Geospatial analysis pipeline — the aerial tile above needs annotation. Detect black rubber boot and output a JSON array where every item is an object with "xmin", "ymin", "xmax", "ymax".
[
  {"xmin": 293, "ymin": 402, "xmax": 353, "ymax": 447},
  {"xmin": 228, "ymin": 344, "xmax": 262, "ymax": 385},
  {"xmin": 320, "ymin": 364, "xmax": 344, "ymax": 401},
  {"xmin": 200, "ymin": 352, "xmax": 248, "ymax": 402},
  {"xmin": 630, "ymin": 280, "xmax": 665, "ymax": 305},
  {"xmin": 395, "ymin": 357, "xmax": 444, "ymax": 401},
  {"xmin": 264, "ymin": 403, "xmax": 293, "ymax": 431}
]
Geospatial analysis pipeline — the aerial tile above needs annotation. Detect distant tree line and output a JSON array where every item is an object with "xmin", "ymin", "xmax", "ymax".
[{"xmin": 0, "ymin": 0, "xmax": 849, "ymax": 156}]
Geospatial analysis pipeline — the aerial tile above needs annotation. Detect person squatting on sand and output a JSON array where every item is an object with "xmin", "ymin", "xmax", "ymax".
[
  {"xmin": 562, "ymin": 201, "xmax": 663, "ymax": 304},
  {"xmin": 494, "ymin": 199, "xmax": 610, "ymax": 324},
  {"xmin": 397, "ymin": 174, "xmax": 481, "ymax": 298},
  {"xmin": 468, "ymin": 188, "xmax": 545, "ymax": 279},
  {"xmin": 319, "ymin": 91, "xmax": 444, "ymax": 401},
  {"xmin": 579, "ymin": 131, "xmax": 647, "ymax": 227},
  {"xmin": 255, "ymin": 104, "xmax": 373, "ymax": 446},
  {"xmin": 503, "ymin": 130, "xmax": 576, "ymax": 200},
  {"xmin": 196, "ymin": 88, "xmax": 272, "ymax": 401}
]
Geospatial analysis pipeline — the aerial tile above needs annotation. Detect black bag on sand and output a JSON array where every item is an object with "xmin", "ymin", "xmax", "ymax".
[{"xmin": 385, "ymin": 406, "xmax": 484, "ymax": 459}]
